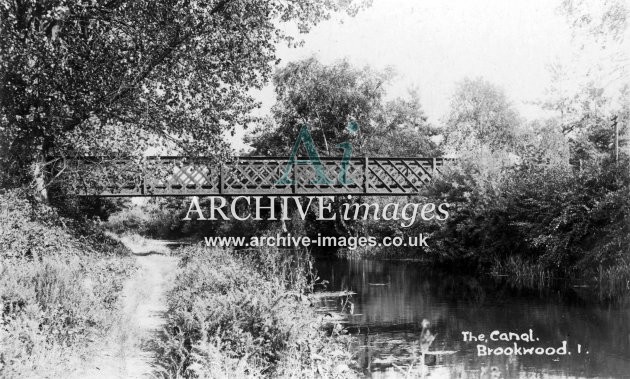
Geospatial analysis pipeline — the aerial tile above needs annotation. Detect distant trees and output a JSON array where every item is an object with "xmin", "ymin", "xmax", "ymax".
[
  {"xmin": 515, "ymin": 119, "xmax": 570, "ymax": 168},
  {"xmin": 560, "ymin": 0, "xmax": 628, "ymax": 47},
  {"xmin": 247, "ymin": 57, "xmax": 439, "ymax": 157},
  {"xmin": 427, "ymin": 3, "xmax": 630, "ymax": 285},
  {"xmin": 444, "ymin": 77, "xmax": 520, "ymax": 155},
  {"xmin": 548, "ymin": 0, "xmax": 629, "ymax": 166},
  {"xmin": 368, "ymin": 90, "xmax": 438, "ymax": 156}
]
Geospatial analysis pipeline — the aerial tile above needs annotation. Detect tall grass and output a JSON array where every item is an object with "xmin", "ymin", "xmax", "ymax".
[
  {"xmin": 489, "ymin": 256, "xmax": 554, "ymax": 289},
  {"xmin": 155, "ymin": 246, "xmax": 358, "ymax": 378},
  {"xmin": 597, "ymin": 262, "xmax": 630, "ymax": 300},
  {"xmin": 491, "ymin": 255, "xmax": 630, "ymax": 301},
  {"xmin": 0, "ymin": 190, "xmax": 134, "ymax": 378}
]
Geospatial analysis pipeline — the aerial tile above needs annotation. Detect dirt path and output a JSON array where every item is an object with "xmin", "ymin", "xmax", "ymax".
[{"xmin": 71, "ymin": 237, "xmax": 179, "ymax": 379}]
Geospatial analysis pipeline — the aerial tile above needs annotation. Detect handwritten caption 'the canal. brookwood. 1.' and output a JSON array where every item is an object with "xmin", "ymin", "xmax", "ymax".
[{"xmin": 462, "ymin": 329, "xmax": 589, "ymax": 356}]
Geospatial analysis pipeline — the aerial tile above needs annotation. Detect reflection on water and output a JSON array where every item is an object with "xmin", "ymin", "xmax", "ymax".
[{"xmin": 313, "ymin": 257, "xmax": 630, "ymax": 378}]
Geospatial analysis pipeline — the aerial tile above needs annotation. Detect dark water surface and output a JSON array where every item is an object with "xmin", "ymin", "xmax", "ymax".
[{"xmin": 313, "ymin": 257, "xmax": 630, "ymax": 378}]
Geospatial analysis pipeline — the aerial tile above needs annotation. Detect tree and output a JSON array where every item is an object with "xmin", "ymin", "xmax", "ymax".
[
  {"xmin": 0, "ymin": 0, "xmax": 367, "ymax": 200},
  {"xmin": 515, "ymin": 118, "xmax": 570, "ymax": 168},
  {"xmin": 246, "ymin": 57, "xmax": 439, "ymax": 236},
  {"xmin": 444, "ymin": 77, "xmax": 520, "ymax": 155},
  {"xmin": 560, "ymin": 0, "xmax": 629, "ymax": 45},
  {"xmin": 542, "ymin": 1, "xmax": 630, "ymax": 167},
  {"xmin": 368, "ymin": 89, "xmax": 438, "ymax": 156},
  {"xmin": 247, "ymin": 57, "xmax": 438, "ymax": 157}
]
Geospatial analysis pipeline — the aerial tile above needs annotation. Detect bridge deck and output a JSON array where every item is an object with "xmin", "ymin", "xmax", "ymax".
[{"xmin": 63, "ymin": 156, "xmax": 448, "ymax": 197}]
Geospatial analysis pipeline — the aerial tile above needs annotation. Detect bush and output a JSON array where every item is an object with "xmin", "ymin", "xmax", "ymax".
[
  {"xmin": 0, "ymin": 189, "xmax": 129, "ymax": 258},
  {"xmin": 0, "ymin": 189, "xmax": 134, "ymax": 377},
  {"xmin": 428, "ymin": 157, "xmax": 630, "ymax": 289},
  {"xmin": 156, "ymin": 246, "xmax": 357, "ymax": 378}
]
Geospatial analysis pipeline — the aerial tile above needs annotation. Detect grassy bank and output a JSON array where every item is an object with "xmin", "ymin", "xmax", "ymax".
[
  {"xmin": 0, "ymin": 190, "xmax": 134, "ymax": 378},
  {"xmin": 155, "ymin": 246, "xmax": 357, "ymax": 378}
]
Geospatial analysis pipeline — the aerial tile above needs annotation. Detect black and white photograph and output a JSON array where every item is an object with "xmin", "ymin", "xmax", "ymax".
[{"xmin": 1, "ymin": 0, "xmax": 629, "ymax": 378}]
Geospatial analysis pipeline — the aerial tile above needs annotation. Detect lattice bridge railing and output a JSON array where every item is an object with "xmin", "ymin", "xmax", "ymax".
[{"xmin": 62, "ymin": 156, "xmax": 449, "ymax": 196}]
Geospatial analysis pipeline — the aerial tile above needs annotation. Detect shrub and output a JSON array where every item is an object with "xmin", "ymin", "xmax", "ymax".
[
  {"xmin": 156, "ymin": 246, "xmax": 357, "ymax": 378},
  {"xmin": 427, "ymin": 157, "xmax": 630, "ymax": 289},
  {"xmin": 0, "ymin": 189, "xmax": 134, "ymax": 377},
  {"xmin": 0, "ymin": 189, "xmax": 129, "ymax": 258}
]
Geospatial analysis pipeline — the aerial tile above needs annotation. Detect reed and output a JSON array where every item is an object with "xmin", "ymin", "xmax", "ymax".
[
  {"xmin": 597, "ymin": 261, "xmax": 630, "ymax": 300},
  {"xmin": 490, "ymin": 256, "xmax": 554, "ymax": 289}
]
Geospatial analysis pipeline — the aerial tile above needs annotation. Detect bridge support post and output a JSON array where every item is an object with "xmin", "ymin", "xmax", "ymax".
[
  {"xmin": 219, "ymin": 163, "xmax": 225, "ymax": 195},
  {"xmin": 363, "ymin": 157, "xmax": 369, "ymax": 194},
  {"xmin": 141, "ymin": 161, "xmax": 146, "ymax": 195},
  {"xmin": 292, "ymin": 162, "xmax": 297, "ymax": 194}
]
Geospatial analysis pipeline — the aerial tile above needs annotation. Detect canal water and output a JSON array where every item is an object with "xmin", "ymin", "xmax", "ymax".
[{"xmin": 313, "ymin": 257, "xmax": 630, "ymax": 378}]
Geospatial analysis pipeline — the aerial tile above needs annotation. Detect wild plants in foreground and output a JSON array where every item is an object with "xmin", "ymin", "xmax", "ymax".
[
  {"xmin": 156, "ymin": 246, "xmax": 358, "ymax": 378},
  {"xmin": 0, "ymin": 190, "xmax": 134, "ymax": 378}
]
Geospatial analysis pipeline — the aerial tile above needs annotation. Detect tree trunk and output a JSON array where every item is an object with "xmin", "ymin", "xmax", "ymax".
[
  {"xmin": 31, "ymin": 144, "xmax": 49, "ymax": 204},
  {"xmin": 280, "ymin": 200, "xmax": 288, "ymax": 233}
]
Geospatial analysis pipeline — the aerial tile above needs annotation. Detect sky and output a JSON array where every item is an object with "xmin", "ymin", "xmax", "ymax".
[{"xmin": 230, "ymin": 0, "xmax": 580, "ymax": 151}]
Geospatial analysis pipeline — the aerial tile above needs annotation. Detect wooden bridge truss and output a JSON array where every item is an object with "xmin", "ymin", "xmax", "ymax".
[{"xmin": 63, "ymin": 156, "xmax": 449, "ymax": 197}]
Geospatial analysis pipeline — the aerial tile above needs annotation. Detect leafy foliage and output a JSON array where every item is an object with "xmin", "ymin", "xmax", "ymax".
[
  {"xmin": 0, "ymin": 0, "xmax": 368, "ymax": 187},
  {"xmin": 157, "ymin": 246, "xmax": 357, "ymax": 378},
  {"xmin": 444, "ymin": 77, "xmax": 521, "ymax": 154},
  {"xmin": 0, "ymin": 190, "xmax": 134, "ymax": 377},
  {"xmin": 429, "ymin": 157, "xmax": 630, "ymax": 283},
  {"xmin": 248, "ymin": 57, "xmax": 439, "ymax": 157},
  {"xmin": 0, "ymin": 188, "xmax": 129, "ymax": 258}
]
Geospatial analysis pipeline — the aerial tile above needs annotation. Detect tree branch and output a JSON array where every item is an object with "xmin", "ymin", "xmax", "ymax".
[{"xmin": 62, "ymin": 0, "xmax": 232, "ymax": 132}]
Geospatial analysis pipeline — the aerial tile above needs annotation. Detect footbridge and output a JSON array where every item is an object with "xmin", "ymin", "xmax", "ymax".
[{"xmin": 63, "ymin": 156, "xmax": 450, "ymax": 197}]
